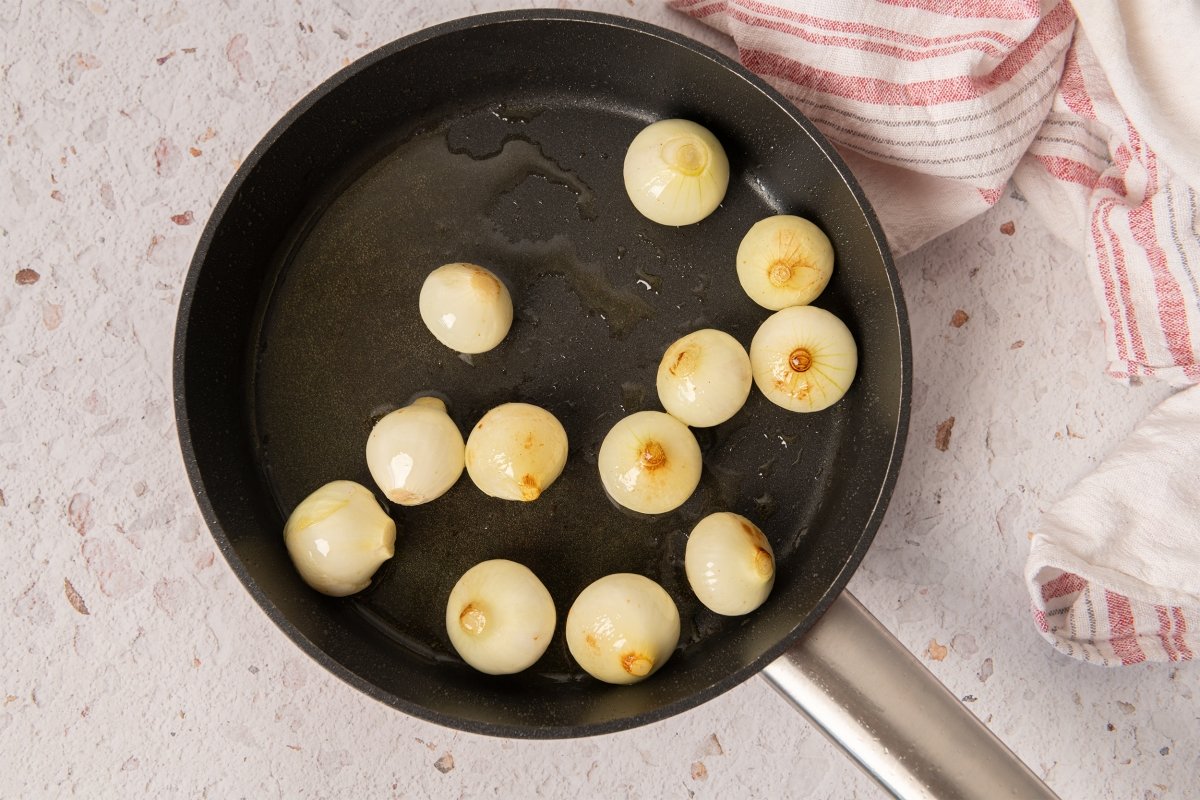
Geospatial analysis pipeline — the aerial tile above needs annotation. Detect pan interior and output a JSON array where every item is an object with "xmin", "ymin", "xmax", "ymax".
[
  {"xmin": 185, "ymin": 14, "xmax": 904, "ymax": 736},
  {"xmin": 254, "ymin": 100, "xmax": 843, "ymax": 669}
]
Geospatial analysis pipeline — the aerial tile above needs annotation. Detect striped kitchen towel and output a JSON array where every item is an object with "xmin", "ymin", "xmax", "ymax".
[
  {"xmin": 670, "ymin": 0, "xmax": 1200, "ymax": 665},
  {"xmin": 670, "ymin": 0, "xmax": 1200, "ymax": 385},
  {"xmin": 1026, "ymin": 383, "xmax": 1200, "ymax": 664}
]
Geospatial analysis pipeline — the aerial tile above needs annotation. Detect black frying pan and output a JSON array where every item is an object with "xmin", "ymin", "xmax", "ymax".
[{"xmin": 175, "ymin": 10, "xmax": 905, "ymax": 737}]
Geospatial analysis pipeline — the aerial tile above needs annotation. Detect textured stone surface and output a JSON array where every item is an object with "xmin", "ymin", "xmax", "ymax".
[{"xmin": 2, "ymin": 1, "xmax": 1196, "ymax": 797}]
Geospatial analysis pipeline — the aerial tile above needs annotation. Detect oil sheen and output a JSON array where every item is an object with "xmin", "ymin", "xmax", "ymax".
[{"xmin": 252, "ymin": 100, "xmax": 845, "ymax": 679}]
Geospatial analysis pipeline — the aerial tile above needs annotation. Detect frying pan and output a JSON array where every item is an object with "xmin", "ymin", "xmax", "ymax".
[{"xmin": 174, "ymin": 10, "xmax": 1056, "ymax": 798}]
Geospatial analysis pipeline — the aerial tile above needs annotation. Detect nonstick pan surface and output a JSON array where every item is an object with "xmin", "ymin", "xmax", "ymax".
[{"xmin": 174, "ymin": 10, "xmax": 909, "ymax": 738}]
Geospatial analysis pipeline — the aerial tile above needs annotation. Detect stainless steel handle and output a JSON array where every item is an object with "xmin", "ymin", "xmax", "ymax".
[{"xmin": 762, "ymin": 591, "xmax": 1058, "ymax": 800}]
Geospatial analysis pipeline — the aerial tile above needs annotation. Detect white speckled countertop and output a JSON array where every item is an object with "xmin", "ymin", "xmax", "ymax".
[{"xmin": 2, "ymin": 1, "xmax": 1197, "ymax": 797}]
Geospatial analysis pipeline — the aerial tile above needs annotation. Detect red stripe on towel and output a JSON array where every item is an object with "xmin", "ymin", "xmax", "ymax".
[
  {"xmin": 726, "ymin": 6, "xmax": 1010, "ymax": 61},
  {"xmin": 1091, "ymin": 200, "xmax": 1132, "ymax": 363},
  {"xmin": 677, "ymin": 0, "xmax": 1024, "ymax": 48},
  {"xmin": 1172, "ymin": 608, "xmax": 1194, "ymax": 660},
  {"xmin": 1101, "ymin": 199, "xmax": 1150, "ymax": 366},
  {"xmin": 737, "ymin": 2, "xmax": 1071, "ymax": 105},
  {"xmin": 1033, "ymin": 605, "xmax": 1050, "ymax": 633},
  {"xmin": 876, "ymin": 0, "xmax": 1042, "ymax": 20},
  {"xmin": 1155, "ymin": 605, "xmax": 1179, "ymax": 661},
  {"xmin": 1106, "ymin": 591, "xmax": 1147, "ymax": 665},
  {"xmin": 734, "ymin": 0, "xmax": 1020, "ymax": 51},
  {"xmin": 1056, "ymin": 37, "xmax": 1095, "ymax": 119},
  {"xmin": 1127, "ymin": 135, "xmax": 1196, "ymax": 372},
  {"xmin": 1040, "ymin": 571, "xmax": 1087, "ymax": 602}
]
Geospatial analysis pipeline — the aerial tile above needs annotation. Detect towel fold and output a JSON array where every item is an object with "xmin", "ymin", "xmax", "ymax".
[{"xmin": 1026, "ymin": 384, "xmax": 1200, "ymax": 664}]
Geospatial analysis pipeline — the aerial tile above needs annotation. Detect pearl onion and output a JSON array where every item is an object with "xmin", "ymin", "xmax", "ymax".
[
  {"xmin": 656, "ymin": 329, "xmax": 752, "ymax": 427},
  {"xmin": 750, "ymin": 305, "xmax": 858, "ymax": 412},
  {"xmin": 565, "ymin": 573, "xmax": 680, "ymax": 684},
  {"xmin": 365, "ymin": 396, "xmax": 464, "ymax": 505},
  {"xmin": 597, "ymin": 411, "xmax": 702, "ymax": 514},
  {"xmin": 465, "ymin": 403, "xmax": 569, "ymax": 501},
  {"xmin": 736, "ymin": 215, "xmax": 834, "ymax": 310},
  {"xmin": 283, "ymin": 480, "xmax": 395, "ymax": 597},
  {"xmin": 685, "ymin": 512, "xmax": 775, "ymax": 616},
  {"xmin": 419, "ymin": 262, "xmax": 513, "ymax": 353},
  {"xmin": 445, "ymin": 560, "xmax": 556, "ymax": 675},
  {"xmin": 623, "ymin": 119, "xmax": 730, "ymax": 226}
]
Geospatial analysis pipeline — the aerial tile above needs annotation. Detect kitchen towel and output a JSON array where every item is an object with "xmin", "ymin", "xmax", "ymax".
[
  {"xmin": 671, "ymin": 0, "xmax": 1200, "ymax": 663},
  {"xmin": 1026, "ymin": 383, "xmax": 1200, "ymax": 664},
  {"xmin": 669, "ymin": 0, "xmax": 1200, "ymax": 385}
]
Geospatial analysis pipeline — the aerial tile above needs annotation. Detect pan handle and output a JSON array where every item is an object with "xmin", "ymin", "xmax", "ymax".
[{"xmin": 761, "ymin": 590, "xmax": 1059, "ymax": 800}]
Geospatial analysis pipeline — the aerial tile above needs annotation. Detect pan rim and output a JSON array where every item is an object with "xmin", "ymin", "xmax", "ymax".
[{"xmin": 172, "ymin": 7, "xmax": 912, "ymax": 739}]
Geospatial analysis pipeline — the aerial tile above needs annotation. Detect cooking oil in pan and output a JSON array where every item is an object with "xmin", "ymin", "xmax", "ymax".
[{"xmin": 252, "ymin": 101, "xmax": 844, "ymax": 678}]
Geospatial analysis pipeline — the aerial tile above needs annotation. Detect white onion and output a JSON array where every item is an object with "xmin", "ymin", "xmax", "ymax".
[
  {"xmin": 465, "ymin": 403, "xmax": 569, "ymax": 501},
  {"xmin": 419, "ymin": 262, "xmax": 513, "ymax": 354},
  {"xmin": 565, "ymin": 573, "xmax": 680, "ymax": 684},
  {"xmin": 365, "ymin": 396, "xmax": 464, "ymax": 505},
  {"xmin": 445, "ymin": 559, "xmax": 556, "ymax": 675},
  {"xmin": 597, "ymin": 410, "xmax": 702, "ymax": 514},
  {"xmin": 736, "ymin": 215, "xmax": 834, "ymax": 310},
  {"xmin": 283, "ymin": 480, "xmax": 396, "ymax": 597},
  {"xmin": 656, "ymin": 329, "xmax": 751, "ymax": 427},
  {"xmin": 685, "ymin": 512, "xmax": 775, "ymax": 616},
  {"xmin": 623, "ymin": 119, "xmax": 730, "ymax": 226},
  {"xmin": 750, "ymin": 305, "xmax": 857, "ymax": 412}
]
